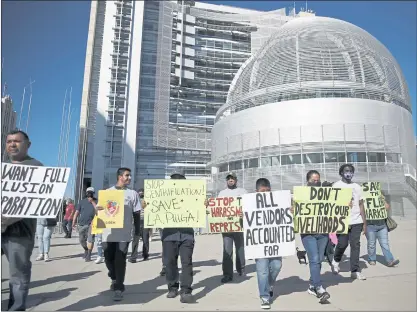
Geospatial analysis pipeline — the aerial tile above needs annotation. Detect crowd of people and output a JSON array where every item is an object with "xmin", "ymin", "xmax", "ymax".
[{"xmin": 1, "ymin": 129, "xmax": 400, "ymax": 311}]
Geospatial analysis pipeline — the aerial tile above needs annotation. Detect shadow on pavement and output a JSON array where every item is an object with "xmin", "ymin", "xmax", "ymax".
[
  {"xmin": 360, "ymin": 254, "xmax": 392, "ymax": 266},
  {"xmin": 1, "ymin": 287, "xmax": 77, "ymax": 311},
  {"xmin": 50, "ymin": 242, "xmax": 80, "ymax": 247},
  {"xmin": 271, "ymin": 271, "xmax": 353, "ymax": 303},
  {"xmin": 30, "ymin": 271, "xmax": 101, "ymax": 289},
  {"xmin": 193, "ymin": 264, "xmax": 254, "ymax": 302},
  {"xmin": 58, "ymin": 270, "xmax": 202, "ymax": 310},
  {"xmin": 338, "ymin": 258, "xmax": 368, "ymax": 272},
  {"xmin": 48, "ymin": 253, "xmax": 86, "ymax": 261}
]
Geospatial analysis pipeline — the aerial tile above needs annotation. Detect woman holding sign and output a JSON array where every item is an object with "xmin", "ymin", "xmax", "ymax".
[{"xmin": 293, "ymin": 170, "xmax": 331, "ymax": 303}]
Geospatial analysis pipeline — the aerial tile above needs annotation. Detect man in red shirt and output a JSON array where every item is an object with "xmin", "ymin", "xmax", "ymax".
[{"xmin": 63, "ymin": 199, "xmax": 75, "ymax": 238}]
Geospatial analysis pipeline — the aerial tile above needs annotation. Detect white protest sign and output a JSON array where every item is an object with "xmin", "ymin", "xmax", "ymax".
[
  {"xmin": 1, "ymin": 163, "xmax": 70, "ymax": 218},
  {"xmin": 242, "ymin": 190, "xmax": 295, "ymax": 260}
]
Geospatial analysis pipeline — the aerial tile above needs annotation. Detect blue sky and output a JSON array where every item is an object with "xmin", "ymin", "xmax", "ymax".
[{"xmin": 2, "ymin": 1, "xmax": 416, "ymax": 197}]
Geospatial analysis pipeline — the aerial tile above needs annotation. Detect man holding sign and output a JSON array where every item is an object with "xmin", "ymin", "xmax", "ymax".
[
  {"xmin": 331, "ymin": 164, "xmax": 367, "ymax": 280},
  {"xmin": 207, "ymin": 171, "xmax": 247, "ymax": 283},
  {"xmin": 95, "ymin": 167, "xmax": 142, "ymax": 302},
  {"xmin": 243, "ymin": 178, "xmax": 295, "ymax": 310},
  {"xmin": 362, "ymin": 183, "xmax": 399, "ymax": 267},
  {"xmin": 1, "ymin": 130, "xmax": 43, "ymax": 311}
]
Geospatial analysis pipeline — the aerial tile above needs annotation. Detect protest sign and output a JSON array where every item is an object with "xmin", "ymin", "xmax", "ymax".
[
  {"xmin": 91, "ymin": 215, "xmax": 103, "ymax": 234},
  {"xmin": 242, "ymin": 191, "xmax": 295, "ymax": 259},
  {"xmin": 362, "ymin": 182, "xmax": 387, "ymax": 220},
  {"xmin": 144, "ymin": 179, "xmax": 206, "ymax": 228},
  {"xmin": 1, "ymin": 163, "xmax": 70, "ymax": 218},
  {"xmin": 96, "ymin": 190, "xmax": 124, "ymax": 229},
  {"xmin": 293, "ymin": 186, "xmax": 352, "ymax": 234},
  {"xmin": 207, "ymin": 197, "xmax": 243, "ymax": 233}
]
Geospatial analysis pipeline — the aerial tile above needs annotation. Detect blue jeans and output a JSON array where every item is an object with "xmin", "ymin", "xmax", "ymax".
[
  {"xmin": 96, "ymin": 234, "xmax": 103, "ymax": 257},
  {"xmin": 2, "ymin": 235, "xmax": 34, "ymax": 311},
  {"xmin": 365, "ymin": 224, "xmax": 394, "ymax": 263},
  {"xmin": 36, "ymin": 224, "xmax": 54, "ymax": 254},
  {"xmin": 255, "ymin": 257, "xmax": 282, "ymax": 300},
  {"xmin": 301, "ymin": 234, "xmax": 328, "ymax": 288}
]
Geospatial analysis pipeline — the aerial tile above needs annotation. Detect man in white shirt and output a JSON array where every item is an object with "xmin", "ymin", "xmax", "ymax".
[
  {"xmin": 331, "ymin": 164, "xmax": 367, "ymax": 280},
  {"xmin": 94, "ymin": 167, "xmax": 142, "ymax": 301},
  {"xmin": 210, "ymin": 172, "xmax": 247, "ymax": 283}
]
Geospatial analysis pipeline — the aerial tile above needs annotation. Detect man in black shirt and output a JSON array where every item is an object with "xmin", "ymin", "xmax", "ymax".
[
  {"xmin": 1, "ymin": 130, "xmax": 43, "ymax": 311},
  {"xmin": 162, "ymin": 170, "xmax": 195, "ymax": 304},
  {"xmin": 72, "ymin": 187, "xmax": 97, "ymax": 261}
]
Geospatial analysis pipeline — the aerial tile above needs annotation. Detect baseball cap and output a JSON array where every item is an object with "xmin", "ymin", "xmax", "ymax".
[
  {"xmin": 86, "ymin": 187, "xmax": 95, "ymax": 193},
  {"xmin": 226, "ymin": 172, "xmax": 237, "ymax": 179},
  {"xmin": 170, "ymin": 169, "xmax": 185, "ymax": 178}
]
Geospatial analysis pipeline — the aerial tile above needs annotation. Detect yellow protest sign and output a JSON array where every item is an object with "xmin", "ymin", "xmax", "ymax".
[
  {"xmin": 362, "ymin": 182, "xmax": 387, "ymax": 220},
  {"xmin": 96, "ymin": 190, "xmax": 124, "ymax": 229},
  {"xmin": 293, "ymin": 186, "xmax": 352, "ymax": 234},
  {"xmin": 144, "ymin": 179, "xmax": 206, "ymax": 228},
  {"xmin": 90, "ymin": 216, "xmax": 103, "ymax": 234},
  {"xmin": 207, "ymin": 197, "xmax": 243, "ymax": 233}
]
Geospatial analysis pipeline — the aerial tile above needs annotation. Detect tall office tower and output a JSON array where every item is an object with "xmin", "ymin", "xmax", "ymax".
[
  {"xmin": 1, "ymin": 95, "xmax": 17, "ymax": 161},
  {"xmin": 75, "ymin": 0, "xmax": 300, "ymax": 201}
]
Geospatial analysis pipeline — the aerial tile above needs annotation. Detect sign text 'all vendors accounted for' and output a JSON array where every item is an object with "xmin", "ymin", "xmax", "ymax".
[
  {"xmin": 362, "ymin": 182, "xmax": 387, "ymax": 220},
  {"xmin": 144, "ymin": 179, "xmax": 206, "ymax": 228},
  {"xmin": 242, "ymin": 191, "xmax": 295, "ymax": 260},
  {"xmin": 1, "ymin": 163, "xmax": 70, "ymax": 218},
  {"xmin": 207, "ymin": 197, "xmax": 243, "ymax": 233},
  {"xmin": 293, "ymin": 186, "xmax": 352, "ymax": 234}
]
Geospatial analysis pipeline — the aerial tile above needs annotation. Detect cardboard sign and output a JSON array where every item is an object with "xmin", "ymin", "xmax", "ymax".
[
  {"xmin": 1, "ymin": 163, "xmax": 70, "ymax": 218},
  {"xmin": 293, "ymin": 186, "xmax": 352, "ymax": 234},
  {"xmin": 362, "ymin": 182, "xmax": 387, "ymax": 220},
  {"xmin": 144, "ymin": 179, "xmax": 206, "ymax": 228},
  {"xmin": 207, "ymin": 197, "xmax": 243, "ymax": 233},
  {"xmin": 96, "ymin": 190, "xmax": 125, "ymax": 229},
  {"xmin": 90, "ymin": 215, "xmax": 103, "ymax": 234},
  {"xmin": 242, "ymin": 191, "xmax": 295, "ymax": 260}
]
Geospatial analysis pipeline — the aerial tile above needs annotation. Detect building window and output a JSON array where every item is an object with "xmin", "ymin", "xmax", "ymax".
[
  {"xmin": 261, "ymin": 157, "xmax": 271, "ymax": 167},
  {"xmin": 229, "ymin": 160, "xmax": 242, "ymax": 170},
  {"xmin": 386, "ymin": 153, "xmax": 400, "ymax": 163},
  {"xmin": 347, "ymin": 152, "xmax": 367, "ymax": 163},
  {"xmin": 219, "ymin": 163, "xmax": 228, "ymax": 173},
  {"xmin": 325, "ymin": 152, "xmax": 345, "ymax": 163},
  {"xmin": 368, "ymin": 152, "xmax": 385, "ymax": 163},
  {"xmin": 244, "ymin": 158, "xmax": 259, "ymax": 169},
  {"xmin": 303, "ymin": 153, "xmax": 324, "ymax": 164},
  {"xmin": 281, "ymin": 154, "xmax": 301, "ymax": 165}
]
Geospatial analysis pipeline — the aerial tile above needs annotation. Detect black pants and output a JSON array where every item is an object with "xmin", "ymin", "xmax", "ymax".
[
  {"xmin": 222, "ymin": 232, "xmax": 245, "ymax": 278},
  {"xmin": 334, "ymin": 223, "xmax": 363, "ymax": 272},
  {"xmin": 62, "ymin": 220, "xmax": 72, "ymax": 237},
  {"xmin": 103, "ymin": 242, "xmax": 129, "ymax": 292},
  {"xmin": 131, "ymin": 219, "xmax": 150, "ymax": 259},
  {"xmin": 163, "ymin": 239, "xmax": 194, "ymax": 294}
]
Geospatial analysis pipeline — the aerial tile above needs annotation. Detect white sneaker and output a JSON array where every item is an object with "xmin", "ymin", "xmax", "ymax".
[
  {"xmin": 36, "ymin": 254, "xmax": 44, "ymax": 261},
  {"xmin": 260, "ymin": 298, "xmax": 270, "ymax": 310},
  {"xmin": 351, "ymin": 272, "xmax": 366, "ymax": 280},
  {"xmin": 95, "ymin": 256, "xmax": 104, "ymax": 264},
  {"xmin": 331, "ymin": 260, "xmax": 340, "ymax": 274},
  {"xmin": 44, "ymin": 253, "xmax": 50, "ymax": 262}
]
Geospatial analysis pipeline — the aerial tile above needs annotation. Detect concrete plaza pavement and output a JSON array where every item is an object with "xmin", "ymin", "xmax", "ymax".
[{"xmin": 1, "ymin": 219, "xmax": 416, "ymax": 311}]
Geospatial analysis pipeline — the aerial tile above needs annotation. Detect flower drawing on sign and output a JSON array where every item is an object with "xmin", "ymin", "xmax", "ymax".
[{"xmin": 105, "ymin": 200, "xmax": 119, "ymax": 217}]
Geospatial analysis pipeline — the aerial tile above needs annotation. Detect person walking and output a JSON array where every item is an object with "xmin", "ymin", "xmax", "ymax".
[
  {"xmin": 35, "ymin": 218, "xmax": 56, "ymax": 262},
  {"xmin": 161, "ymin": 170, "xmax": 195, "ymax": 303},
  {"xmin": 72, "ymin": 187, "xmax": 97, "ymax": 260},
  {"xmin": 95, "ymin": 167, "xmax": 142, "ymax": 301},
  {"xmin": 129, "ymin": 188, "xmax": 150, "ymax": 263},
  {"xmin": 365, "ymin": 193, "xmax": 400, "ymax": 267},
  {"xmin": 1, "ymin": 130, "xmax": 43, "ymax": 311},
  {"xmin": 332, "ymin": 164, "xmax": 367, "ymax": 280},
  {"xmin": 208, "ymin": 172, "xmax": 247, "ymax": 283},
  {"xmin": 62, "ymin": 199, "xmax": 75, "ymax": 238},
  {"xmin": 253, "ymin": 178, "xmax": 283, "ymax": 310},
  {"xmin": 297, "ymin": 170, "xmax": 331, "ymax": 303}
]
